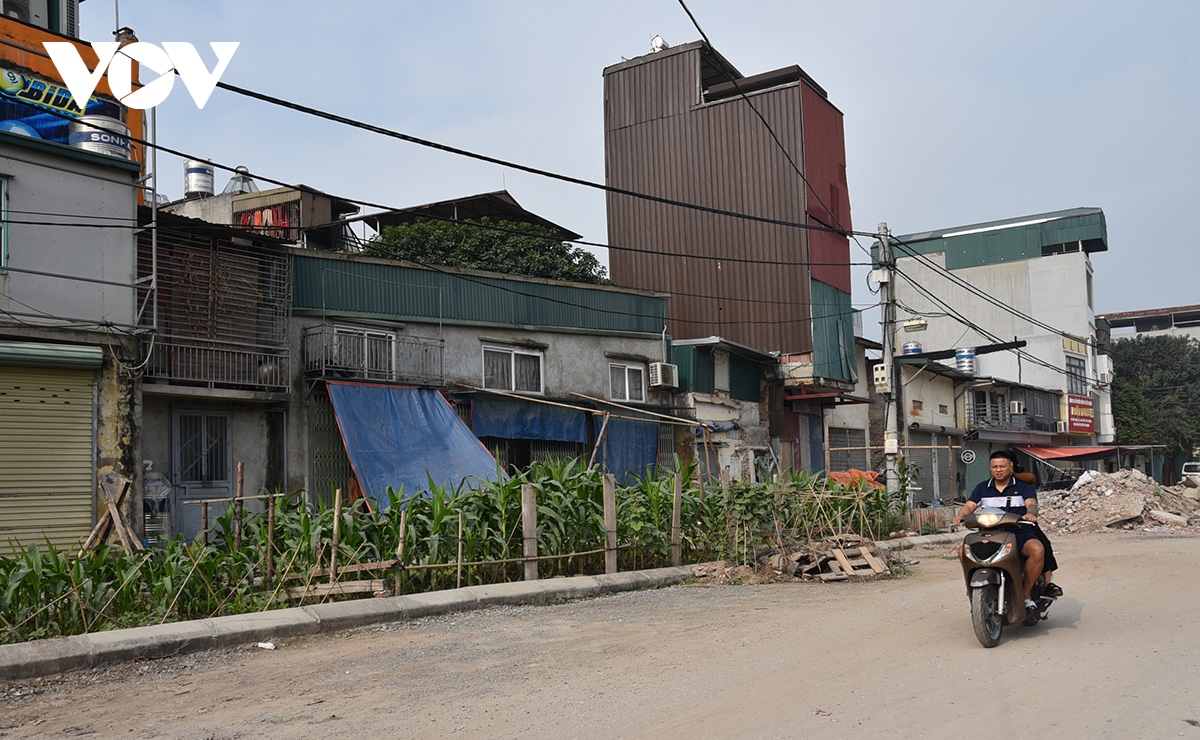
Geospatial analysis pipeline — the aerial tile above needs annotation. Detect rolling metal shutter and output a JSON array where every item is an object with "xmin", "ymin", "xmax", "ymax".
[{"xmin": 0, "ymin": 365, "xmax": 95, "ymax": 552}]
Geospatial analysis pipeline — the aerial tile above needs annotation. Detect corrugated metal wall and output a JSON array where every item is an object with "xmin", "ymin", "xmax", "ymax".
[
  {"xmin": 604, "ymin": 44, "xmax": 814, "ymax": 354},
  {"xmin": 801, "ymin": 82, "xmax": 853, "ymax": 294},
  {"xmin": 810, "ymin": 279, "xmax": 855, "ymax": 383},
  {"xmin": 293, "ymin": 254, "xmax": 667, "ymax": 336}
]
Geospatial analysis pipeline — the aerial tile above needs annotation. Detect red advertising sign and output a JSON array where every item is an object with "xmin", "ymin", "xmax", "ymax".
[{"xmin": 1067, "ymin": 394, "xmax": 1095, "ymax": 434}]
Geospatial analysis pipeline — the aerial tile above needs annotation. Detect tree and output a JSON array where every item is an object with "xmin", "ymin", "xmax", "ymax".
[
  {"xmin": 364, "ymin": 218, "xmax": 608, "ymax": 285},
  {"xmin": 1109, "ymin": 334, "xmax": 1200, "ymax": 457}
]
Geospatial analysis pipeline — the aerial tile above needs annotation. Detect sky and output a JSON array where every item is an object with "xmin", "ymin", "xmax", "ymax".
[{"xmin": 78, "ymin": 1, "xmax": 1200, "ymax": 328}]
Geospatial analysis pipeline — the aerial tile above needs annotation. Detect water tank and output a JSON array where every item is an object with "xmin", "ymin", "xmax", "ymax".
[
  {"xmin": 68, "ymin": 115, "xmax": 131, "ymax": 159},
  {"xmin": 184, "ymin": 159, "xmax": 215, "ymax": 199},
  {"xmin": 955, "ymin": 347, "xmax": 977, "ymax": 376},
  {"xmin": 901, "ymin": 340, "xmax": 923, "ymax": 355}
]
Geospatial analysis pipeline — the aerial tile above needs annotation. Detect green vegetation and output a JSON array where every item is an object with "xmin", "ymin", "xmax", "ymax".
[
  {"xmin": 1110, "ymin": 334, "xmax": 1200, "ymax": 458},
  {"xmin": 1, "ymin": 458, "xmax": 902, "ymax": 644},
  {"xmin": 364, "ymin": 218, "xmax": 608, "ymax": 284}
]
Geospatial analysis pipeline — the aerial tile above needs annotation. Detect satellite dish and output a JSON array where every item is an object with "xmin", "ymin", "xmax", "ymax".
[{"xmin": 650, "ymin": 35, "xmax": 670, "ymax": 52}]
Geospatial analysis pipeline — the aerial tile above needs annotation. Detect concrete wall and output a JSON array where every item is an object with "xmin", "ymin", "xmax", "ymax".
[
  {"xmin": 825, "ymin": 342, "xmax": 874, "ymax": 433},
  {"xmin": 893, "ymin": 249, "xmax": 1112, "ymax": 442},
  {"xmin": 1, "ymin": 140, "xmax": 138, "ymax": 327},
  {"xmin": 286, "ymin": 315, "xmax": 673, "ymax": 495}
]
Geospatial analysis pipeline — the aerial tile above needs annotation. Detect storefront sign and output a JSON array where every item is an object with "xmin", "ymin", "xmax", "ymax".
[{"xmin": 1067, "ymin": 394, "xmax": 1095, "ymax": 434}]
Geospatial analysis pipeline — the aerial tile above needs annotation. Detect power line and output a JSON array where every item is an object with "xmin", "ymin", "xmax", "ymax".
[
  {"xmin": 207, "ymin": 80, "xmax": 876, "ymax": 240},
  {"xmin": 890, "ymin": 260, "xmax": 1079, "ymax": 382},
  {"xmin": 886, "ymin": 235, "xmax": 1087, "ymax": 343}
]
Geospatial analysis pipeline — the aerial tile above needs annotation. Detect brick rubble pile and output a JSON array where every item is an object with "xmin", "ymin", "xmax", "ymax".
[{"xmin": 1040, "ymin": 468, "xmax": 1200, "ymax": 534}]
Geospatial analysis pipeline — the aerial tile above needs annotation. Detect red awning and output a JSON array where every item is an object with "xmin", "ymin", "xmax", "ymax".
[{"xmin": 1017, "ymin": 445, "xmax": 1150, "ymax": 462}]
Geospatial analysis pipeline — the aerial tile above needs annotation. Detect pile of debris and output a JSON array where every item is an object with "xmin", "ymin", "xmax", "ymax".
[
  {"xmin": 1040, "ymin": 468, "xmax": 1200, "ymax": 534},
  {"xmin": 691, "ymin": 535, "xmax": 891, "ymax": 584}
]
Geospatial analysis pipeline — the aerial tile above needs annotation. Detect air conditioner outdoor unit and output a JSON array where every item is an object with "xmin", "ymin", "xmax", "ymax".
[
  {"xmin": 1009, "ymin": 400, "xmax": 1026, "ymax": 415},
  {"xmin": 648, "ymin": 362, "xmax": 678, "ymax": 389},
  {"xmin": 1056, "ymin": 420, "xmax": 1070, "ymax": 434},
  {"xmin": 1099, "ymin": 372, "xmax": 1111, "ymax": 385}
]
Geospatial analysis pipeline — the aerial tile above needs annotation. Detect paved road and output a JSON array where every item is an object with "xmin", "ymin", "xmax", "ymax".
[{"xmin": 3, "ymin": 531, "xmax": 1200, "ymax": 739}]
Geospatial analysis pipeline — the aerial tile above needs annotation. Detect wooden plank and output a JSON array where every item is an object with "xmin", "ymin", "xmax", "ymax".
[
  {"xmin": 832, "ymin": 548, "xmax": 867, "ymax": 576},
  {"xmin": 818, "ymin": 573, "xmax": 849, "ymax": 582},
  {"xmin": 285, "ymin": 579, "xmax": 386, "ymax": 601},
  {"xmin": 858, "ymin": 546, "xmax": 888, "ymax": 574}
]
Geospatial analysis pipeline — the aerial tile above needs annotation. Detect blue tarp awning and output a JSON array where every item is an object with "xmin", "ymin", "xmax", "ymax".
[
  {"xmin": 327, "ymin": 382, "xmax": 501, "ymax": 505},
  {"xmin": 593, "ymin": 416, "xmax": 660, "ymax": 485},
  {"xmin": 471, "ymin": 396, "xmax": 590, "ymax": 442}
]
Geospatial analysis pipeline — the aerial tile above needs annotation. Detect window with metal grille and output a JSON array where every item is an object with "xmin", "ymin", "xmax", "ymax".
[
  {"xmin": 483, "ymin": 346, "xmax": 543, "ymax": 393},
  {"xmin": 827, "ymin": 427, "xmax": 868, "ymax": 471},
  {"xmin": 609, "ymin": 362, "xmax": 646, "ymax": 403}
]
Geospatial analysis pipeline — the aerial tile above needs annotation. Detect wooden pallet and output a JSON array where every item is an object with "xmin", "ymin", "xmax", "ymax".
[{"xmin": 831, "ymin": 547, "xmax": 888, "ymax": 576}]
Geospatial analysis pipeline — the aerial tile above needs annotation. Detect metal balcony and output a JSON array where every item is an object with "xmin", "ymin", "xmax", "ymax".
[
  {"xmin": 145, "ymin": 340, "xmax": 290, "ymax": 391},
  {"xmin": 302, "ymin": 325, "xmax": 444, "ymax": 386}
]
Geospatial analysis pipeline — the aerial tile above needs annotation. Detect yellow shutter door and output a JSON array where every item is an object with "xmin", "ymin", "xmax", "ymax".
[{"xmin": 0, "ymin": 365, "xmax": 95, "ymax": 553}]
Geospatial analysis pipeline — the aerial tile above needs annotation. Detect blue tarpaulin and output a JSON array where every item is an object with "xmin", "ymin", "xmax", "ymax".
[
  {"xmin": 471, "ymin": 397, "xmax": 590, "ymax": 442},
  {"xmin": 327, "ymin": 382, "xmax": 501, "ymax": 505},
  {"xmin": 593, "ymin": 416, "xmax": 660, "ymax": 485}
]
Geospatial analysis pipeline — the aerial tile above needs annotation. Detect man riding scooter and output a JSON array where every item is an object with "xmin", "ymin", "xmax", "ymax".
[{"xmin": 953, "ymin": 450, "xmax": 1061, "ymax": 621}]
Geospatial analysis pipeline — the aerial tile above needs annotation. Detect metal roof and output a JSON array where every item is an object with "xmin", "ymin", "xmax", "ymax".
[
  {"xmin": 874, "ymin": 207, "xmax": 1108, "ymax": 270},
  {"xmin": 894, "ymin": 207, "xmax": 1106, "ymax": 245},
  {"xmin": 669, "ymin": 335, "xmax": 777, "ymax": 364},
  {"xmin": 364, "ymin": 190, "xmax": 581, "ymax": 242},
  {"xmin": 1098, "ymin": 304, "xmax": 1200, "ymax": 324}
]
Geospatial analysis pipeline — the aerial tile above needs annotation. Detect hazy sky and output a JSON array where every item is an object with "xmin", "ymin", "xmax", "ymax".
[{"xmin": 80, "ymin": 1, "xmax": 1199, "ymax": 325}]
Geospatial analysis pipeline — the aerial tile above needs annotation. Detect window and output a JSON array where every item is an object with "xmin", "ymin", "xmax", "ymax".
[
  {"xmin": 1066, "ymin": 355, "xmax": 1087, "ymax": 396},
  {"xmin": 483, "ymin": 346, "xmax": 543, "ymax": 393},
  {"xmin": 609, "ymin": 362, "xmax": 645, "ymax": 403}
]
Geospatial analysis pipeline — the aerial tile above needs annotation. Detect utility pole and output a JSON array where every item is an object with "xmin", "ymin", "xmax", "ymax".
[{"xmin": 876, "ymin": 222, "xmax": 900, "ymax": 500}]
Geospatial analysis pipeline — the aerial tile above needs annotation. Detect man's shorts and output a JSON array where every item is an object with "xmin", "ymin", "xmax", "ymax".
[{"xmin": 1015, "ymin": 524, "xmax": 1058, "ymax": 573}]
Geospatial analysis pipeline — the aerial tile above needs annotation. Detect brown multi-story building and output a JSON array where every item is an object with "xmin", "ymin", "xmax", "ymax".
[{"xmin": 603, "ymin": 41, "xmax": 853, "ymax": 377}]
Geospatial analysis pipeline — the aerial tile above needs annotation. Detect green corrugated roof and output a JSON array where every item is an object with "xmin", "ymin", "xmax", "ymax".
[
  {"xmin": 872, "ymin": 207, "xmax": 1108, "ymax": 270},
  {"xmin": 293, "ymin": 252, "xmax": 669, "ymax": 336}
]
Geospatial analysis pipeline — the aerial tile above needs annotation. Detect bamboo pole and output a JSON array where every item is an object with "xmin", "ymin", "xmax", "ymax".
[
  {"xmin": 521, "ymin": 484, "xmax": 538, "ymax": 581},
  {"xmin": 671, "ymin": 471, "xmax": 682, "ymax": 567},
  {"xmin": 201, "ymin": 502, "xmax": 209, "ymax": 547},
  {"xmin": 603, "ymin": 473, "xmax": 617, "ymax": 575},
  {"xmin": 330, "ymin": 487, "xmax": 342, "ymax": 584},
  {"xmin": 265, "ymin": 491, "xmax": 276, "ymax": 591},
  {"xmin": 395, "ymin": 509, "xmax": 408, "ymax": 595},
  {"xmin": 589, "ymin": 412, "xmax": 611, "ymax": 469},
  {"xmin": 456, "ymin": 512, "xmax": 464, "ymax": 589},
  {"xmin": 234, "ymin": 462, "xmax": 245, "ymax": 551}
]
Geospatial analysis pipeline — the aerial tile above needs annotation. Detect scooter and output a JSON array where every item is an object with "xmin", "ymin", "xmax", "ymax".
[{"xmin": 959, "ymin": 507, "xmax": 1057, "ymax": 647}]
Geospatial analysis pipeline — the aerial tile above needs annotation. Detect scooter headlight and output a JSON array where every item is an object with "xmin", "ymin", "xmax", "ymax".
[{"xmin": 975, "ymin": 511, "xmax": 1003, "ymax": 528}]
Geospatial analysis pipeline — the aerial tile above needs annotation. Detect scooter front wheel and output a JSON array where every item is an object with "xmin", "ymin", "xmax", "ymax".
[{"xmin": 971, "ymin": 584, "xmax": 1003, "ymax": 647}]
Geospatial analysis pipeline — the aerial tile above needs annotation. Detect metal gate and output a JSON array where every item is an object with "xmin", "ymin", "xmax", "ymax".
[
  {"xmin": 0, "ymin": 366, "xmax": 95, "ymax": 551},
  {"xmin": 173, "ymin": 410, "xmax": 232, "ymax": 540}
]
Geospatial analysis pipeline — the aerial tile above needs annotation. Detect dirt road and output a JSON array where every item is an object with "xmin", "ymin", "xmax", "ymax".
[{"xmin": 4, "ymin": 531, "xmax": 1200, "ymax": 739}]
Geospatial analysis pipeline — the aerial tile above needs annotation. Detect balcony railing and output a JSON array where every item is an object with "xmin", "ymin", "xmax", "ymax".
[
  {"xmin": 302, "ymin": 325, "xmax": 444, "ymax": 386},
  {"xmin": 145, "ymin": 340, "xmax": 290, "ymax": 391},
  {"xmin": 966, "ymin": 405, "xmax": 1031, "ymax": 432}
]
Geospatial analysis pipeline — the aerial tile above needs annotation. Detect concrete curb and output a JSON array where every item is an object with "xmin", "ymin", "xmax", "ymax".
[
  {"xmin": 875, "ymin": 531, "xmax": 966, "ymax": 551},
  {"xmin": 0, "ymin": 566, "xmax": 694, "ymax": 681}
]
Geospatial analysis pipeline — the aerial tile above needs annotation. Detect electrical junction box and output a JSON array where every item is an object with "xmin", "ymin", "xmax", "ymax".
[{"xmin": 872, "ymin": 362, "xmax": 889, "ymax": 393}]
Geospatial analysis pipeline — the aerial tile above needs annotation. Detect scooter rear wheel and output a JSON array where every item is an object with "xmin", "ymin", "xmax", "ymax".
[{"xmin": 971, "ymin": 585, "xmax": 1003, "ymax": 647}]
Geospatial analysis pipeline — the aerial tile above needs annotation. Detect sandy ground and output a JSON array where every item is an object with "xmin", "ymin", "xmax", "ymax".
[{"xmin": 3, "ymin": 531, "xmax": 1200, "ymax": 739}]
